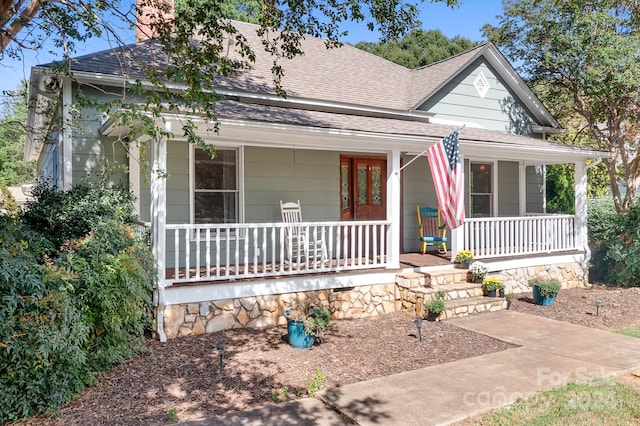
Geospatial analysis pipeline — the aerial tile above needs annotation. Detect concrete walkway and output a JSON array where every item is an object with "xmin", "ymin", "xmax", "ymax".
[{"xmin": 183, "ymin": 311, "xmax": 640, "ymax": 425}]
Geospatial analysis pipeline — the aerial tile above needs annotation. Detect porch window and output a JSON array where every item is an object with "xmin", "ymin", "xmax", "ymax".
[
  {"xmin": 470, "ymin": 162, "xmax": 493, "ymax": 217},
  {"xmin": 193, "ymin": 147, "xmax": 238, "ymax": 224}
]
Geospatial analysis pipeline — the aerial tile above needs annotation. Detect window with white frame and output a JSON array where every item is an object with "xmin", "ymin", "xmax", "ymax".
[
  {"xmin": 192, "ymin": 147, "xmax": 239, "ymax": 224},
  {"xmin": 470, "ymin": 162, "xmax": 493, "ymax": 217}
]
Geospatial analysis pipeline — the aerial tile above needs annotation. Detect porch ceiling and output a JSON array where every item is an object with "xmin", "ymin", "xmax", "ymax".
[{"xmin": 100, "ymin": 101, "xmax": 612, "ymax": 163}]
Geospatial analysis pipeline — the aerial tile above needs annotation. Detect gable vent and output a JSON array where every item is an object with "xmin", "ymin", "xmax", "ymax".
[{"xmin": 473, "ymin": 72, "xmax": 490, "ymax": 98}]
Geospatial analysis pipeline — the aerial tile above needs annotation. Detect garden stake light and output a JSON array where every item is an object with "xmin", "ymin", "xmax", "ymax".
[
  {"xmin": 413, "ymin": 317, "xmax": 423, "ymax": 341},
  {"xmin": 594, "ymin": 298, "xmax": 603, "ymax": 316},
  {"xmin": 216, "ymin": 344, "xmax": 227, "ymax": 372}
]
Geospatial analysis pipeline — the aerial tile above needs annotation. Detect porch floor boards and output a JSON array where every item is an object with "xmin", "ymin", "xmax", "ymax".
[{"xmin": 163, "ymin": 249, "xmax": 583, "ymax": 287}]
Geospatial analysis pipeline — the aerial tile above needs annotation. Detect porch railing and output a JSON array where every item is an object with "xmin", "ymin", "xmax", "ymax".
[
  {"xmin": 461, "ymin": 214, "xmax": 577, "ymax": 259},
  {"xmin": 164, "ymin": 220, "xmax": 391, "ymax": 285}
]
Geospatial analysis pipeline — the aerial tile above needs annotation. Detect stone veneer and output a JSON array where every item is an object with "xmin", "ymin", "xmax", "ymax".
[
  {"xmin": 159, "ymin": 261, "xmax": 588, "ymax": 339},
  {"xmin": 491, "ymin": 261, "xmax": 588, "ymax": 294},
  {"xmin": 160, "ymin": 283, "xmax": 399, "ymax": 340}
]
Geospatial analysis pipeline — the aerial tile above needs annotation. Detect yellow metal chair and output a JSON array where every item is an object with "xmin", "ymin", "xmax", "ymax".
[{"xmin": 416, "ymin": 205, "xmax": 447, "ymax": 254}]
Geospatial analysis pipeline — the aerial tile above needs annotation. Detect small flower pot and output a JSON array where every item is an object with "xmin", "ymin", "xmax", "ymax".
[
  {"xmin": 426, "ymin": 311, "xmax": 440, "ymax": 322},
  {"xmin": 485, "ymin": 289, "xmax": 497, "ymax": 297},
  {"xmin": 532, "ymin": 285, "xmax": 556, "ymax": 306},
  {"xmin": 284, "ymin": 308, "xmax": 314, "ymax": 349}
]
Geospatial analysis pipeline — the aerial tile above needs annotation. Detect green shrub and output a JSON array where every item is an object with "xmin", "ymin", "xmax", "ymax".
[
  {"xmin": 0, "ymin": 229, "xmax": 89, "ymax": 422},
  {"xmin": 528, "ymin": 278, "xmax": 561, "ymax": 297},
  {"xmin": 304, "ymin": 306, "xmax": 330, "ymax": 341},
  {"xmin": 588, "ymin": 197, "xmax": 640, "ymax": 286},
  {"xmin": 425, "ymin": 290, "xmax": 446, "ymax": 314},
  {"xmin": 55, "ymin": 224, "xmax": 155, "ymax": 370},
  {"xmin": 0, "ymin": 178, "xmax": 155, "ymax": 422},
  {"xmin": 23, "ymin": 180, "xmax": 138, "ymax": 249}
]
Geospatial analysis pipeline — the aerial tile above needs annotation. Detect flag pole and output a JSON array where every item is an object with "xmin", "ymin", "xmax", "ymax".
[{"xmin": 394, "ymin": 125, "xmax": 465, "ymax": 175}]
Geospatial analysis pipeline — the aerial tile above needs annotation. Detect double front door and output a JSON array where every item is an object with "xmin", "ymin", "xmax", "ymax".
[{"xmin": 340, "ymin": 156, "xmax": 386, "ymax": 221}]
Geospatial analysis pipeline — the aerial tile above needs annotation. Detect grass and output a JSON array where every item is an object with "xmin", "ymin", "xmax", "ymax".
[
  {"xmin": 470, "ymin": 378, "xmax": 640, "ymax": 425},
  {"xmin": 617, "ymin": 325, "xmax": 640, "ymax": 339},
  {"xmin": 469, "ymin": 323, "xmax": 640, "ymax": 425}
]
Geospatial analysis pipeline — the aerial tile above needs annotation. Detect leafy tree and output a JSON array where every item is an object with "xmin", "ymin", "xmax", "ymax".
[
  {"xmin": 483, "ymin": 0, "xmax": 640, "ymax": 213},
  {"xmin": 3, "ymin": 0, "xmax": 458, "ymax": 157},
  {"xmin": 0, "ymin": 82, "xmax": 35, "ymax": 187},
  {"xmin": 546, "ymin": 164, "xmax": 575, "ymax": 214},
  {"xmin": 355, "ymin": 29, "xmax": 478, "ymax": 69},
  {"xmin": 175, "ymin": 0, "xmax": 263, "ymax": 24}
]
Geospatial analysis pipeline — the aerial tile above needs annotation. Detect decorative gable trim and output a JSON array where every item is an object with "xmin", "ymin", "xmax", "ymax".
[{"xmin": 473, "ymin": 72, "xmax": 490, "ymax": 98}]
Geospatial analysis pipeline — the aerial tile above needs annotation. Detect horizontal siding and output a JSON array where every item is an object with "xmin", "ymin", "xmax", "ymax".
[
  {"xmin": 244, "ymin": 147, "xmax": 339, "ymax": 222},
  {"xmin": 38, "ymin": 143, "xmax": 58, "ymax": 185},
  {"xmin": 498, "ymin": 161, "xmax": 519, "ymax": 216},
  {"xmin": 418, "ymin": 59, "xmax": 536, "ymax": 135},
  {"xmin": 401, "ymin": 155, "xmax": 438, "ymax": 253},
  {"xmin": 166, "ymin": 141, "xmax": 190, "ymax": 223},
  {"xmin": 526, "ymin": 165, "xmax": 545, "ymax": 213}
]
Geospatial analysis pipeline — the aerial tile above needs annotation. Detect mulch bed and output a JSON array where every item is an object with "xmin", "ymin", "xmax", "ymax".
[{"xmin": 19, "ymin": 285, "xmax": 640, "ymax": 425}]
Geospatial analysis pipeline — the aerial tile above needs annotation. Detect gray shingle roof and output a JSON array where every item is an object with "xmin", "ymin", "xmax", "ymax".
[
  {"xmin": 59, "ymin": 21, "xmax": 485, "ymax": 111},
  {"xmin": 212, "ymin": 100, "xmax": 577, "ymax": 150}
]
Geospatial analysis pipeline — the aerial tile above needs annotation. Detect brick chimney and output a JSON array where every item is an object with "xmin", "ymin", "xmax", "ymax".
[{"xmin": 136, "ymin": 0, "xmax": 174, "ymax": 42}]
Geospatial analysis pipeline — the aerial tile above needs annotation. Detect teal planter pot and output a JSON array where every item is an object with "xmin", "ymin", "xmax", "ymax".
[
  {"xmin": 284, "ymin": 308, "xmax": 314, "ymax": 349},
  {"xmin": 532, "ymin": 285, "xmax": 556, "ymax": 306}
]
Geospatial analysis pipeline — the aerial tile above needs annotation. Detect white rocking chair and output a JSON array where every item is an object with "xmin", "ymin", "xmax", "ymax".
[{"xmin": 280, "ymin": 200, "xmax": 327, "ymax": 267}]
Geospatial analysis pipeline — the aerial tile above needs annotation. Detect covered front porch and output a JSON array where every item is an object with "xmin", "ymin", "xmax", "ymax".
[{"xmin": 115, "ymin": 115, "xmax": 602, "ymax": 340}]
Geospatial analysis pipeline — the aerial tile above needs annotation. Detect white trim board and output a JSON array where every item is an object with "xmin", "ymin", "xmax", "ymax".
[{"xmin": 164, "ymin": 271, "xmax": 398, "ymax": 306}]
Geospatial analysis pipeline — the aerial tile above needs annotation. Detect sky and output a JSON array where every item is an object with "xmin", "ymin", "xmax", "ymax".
[{"xmin": 0, "ymin": 0, "xmax": 503, "ymax": 97}]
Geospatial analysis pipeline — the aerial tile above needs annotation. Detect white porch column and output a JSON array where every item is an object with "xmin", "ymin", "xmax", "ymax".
[
  {"xmin": 60, "ymin": 77, "xmax": 73, "ymax": 190},
  {"xmin": 387, "ymin": 150, "xmax": 401, "ymax": 268},
  {"xmin": 519, "ymin": 162, "xmax": 527, "ymax": 215},
  {"xmin": 450, "ymin": 226, "xmax": 463, "ymax": 261},
  {"xmin": 129, "ymin": 141, "xmax": 141, "ymax": 217},
  {"xmin": 151, "ymin": 132, "xmax": 168, "ymax": 342},
  {"xmin": 574, "ymin": 160, "xmax": 588, "ymax": 252}
]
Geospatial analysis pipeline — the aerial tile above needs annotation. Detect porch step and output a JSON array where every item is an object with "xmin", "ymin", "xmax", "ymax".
[
  {"xmin": 416, "ymin": 282, "xmax": 484, "ymax": 301},
  {"xmin": 395, "ymin": 269, "xmax": 468, "ymax": 289},
  {"xmin": 438, "ymin": 296, "xmax": 507, "ymax": 321},
  {"xmin": 396, "ymin": 270, "xmax": 507, "ymax": 321},
  {"xmin": 424, "ymin": 268, "xmax": 469, "ymax": 286}
]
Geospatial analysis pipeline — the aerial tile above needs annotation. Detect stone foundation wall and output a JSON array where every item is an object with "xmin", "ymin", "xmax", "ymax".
[
  {"xmin": 491, "ymin": 262, "xmax": 588, "ymax": 294},
  {"xmin": 160, "ymin": 283, "xmax": 399, "ymax": 339},
  {"xmin": 158, "ymin": 261, "xmax": 588, "ymax": 339}
]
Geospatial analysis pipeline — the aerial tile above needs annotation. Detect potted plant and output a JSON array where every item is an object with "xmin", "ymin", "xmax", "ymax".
[
  {"xmin": 284, "ymin": 304, "xmax": 331, "ymax": 349},
  {"xmin": 454, "ymin": 250, "xmax": 474, "ymax": 268},
  {"xmin": 424, "ymin": 290, "xmax": 446, "ymax": 322},
  {"xmin": 481, "ymin": 277, "xmax": 504, "ymax": 297},
  {"xmin": 505, "ymin": 292, "xmax": 514, "ymax": 309},
  {"xmin": 529, "ymin": 278, "xmax": 561, "ymax": 306},
  {"xmin": 468, "ymin": 261, "xmax": 488, "ymax": 283}
]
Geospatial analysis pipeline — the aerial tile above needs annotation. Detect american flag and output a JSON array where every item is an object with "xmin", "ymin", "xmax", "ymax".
[{"xmin": 427, "ymin": 129, "xmax": 465, "ymax": 229}]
